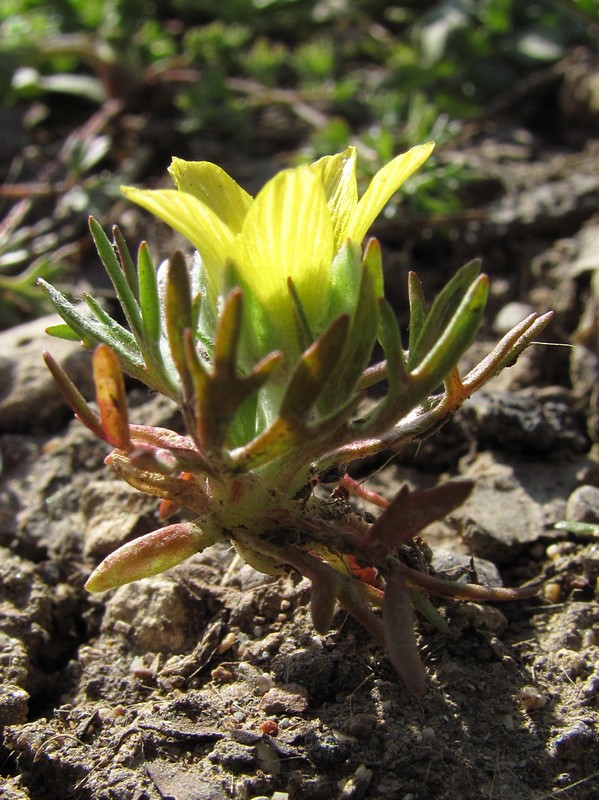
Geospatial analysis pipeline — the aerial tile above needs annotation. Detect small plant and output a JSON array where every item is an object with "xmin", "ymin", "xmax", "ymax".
[{"xmin": 41, "ymin": 144, "xmax": 551, "ymax": 692}]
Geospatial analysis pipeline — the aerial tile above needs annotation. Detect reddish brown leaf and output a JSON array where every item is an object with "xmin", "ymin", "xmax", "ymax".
[
  {"xmin": 93, "ymin": 344, "xmax": 131, "ymax": 450},
  {"xmin": 382, "ymin": 561, "xmax": 426, "ymax": 694},
  {"xmin": 367, "ymin": 480, "xmax": 474, "ymax": 558}
]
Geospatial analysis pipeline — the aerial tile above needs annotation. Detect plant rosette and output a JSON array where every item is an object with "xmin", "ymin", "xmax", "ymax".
[{"xmin": 41, "ymin": 144, "xmax": 551, "ymax": 692}]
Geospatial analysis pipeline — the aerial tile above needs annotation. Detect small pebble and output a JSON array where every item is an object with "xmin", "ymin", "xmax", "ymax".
[
  {"xmin": 217, "ymin": 632, "xmax": 237, "ymax": 654},
  {"xmin": 255, "ymin": 673, "xmax": 273, "ymax": 694},
  {"xmin": 494, "ymin": 302, "xmax": 535, "ymax": 335},
  {"xmin": 546, "ymin": 542, "xmax": 576, "ymax": 560},
  {"xmin": 519, "ymin": 686, "xmax": 547, "ymax": 711},
  {"xmin": 543, "ymin": 582, "xmax": 563, "ymax": 603},
  {"xmin": 346, "ymin": 713, "xmax": 377, "ymax": 737},
  {"xmin": 259, "ymin": 719, "xmax": 278, "ymax": 736},
  {"xmin": 421, "ymin": 726, "xmax": 436, "ymax": 741},
  {"xmin": 259, "ymin": 684, "xmax": 309, "ymax": 715},
  {"xmin": 502, "ymin": 714, "xmax": 515, "ymax": 730},
  {"xmin": 565, "ymin": 485, "xmax": 599, "ymax": 524}
]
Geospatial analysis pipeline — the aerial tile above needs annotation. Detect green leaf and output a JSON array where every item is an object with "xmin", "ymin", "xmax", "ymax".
[
  {"xmin": 84, "ymin": 293, "xmax": 139, "ymax": 351},
  {"xmin": 165, "ymin": 250, "xmax": 194, "ymax": 395},
  {"xmin": 39, "ymin": 278, "xmax": 141, "ymax": 362},
  {"xmin": 407, "ymin": 271, "xmax": 426, "ymax": 357},
  {"xmin": 413, "ymin": 272, "xmax": 488, "ymax": 385},
  {"xmin": 321, "ymin": 248, "xmax": 380, "ymax": 412},
  {"xmin": 326, "ymin": 241, "xmax": 362, "ymax": 320},
  {"xmin": 138, "ymin": 242, "xmax": 161, "ymax": 346},
  {"xmin": 409, "ymin": 259, "xmax": 481, "ymax": 370},
  {"xmin": 89, "ymin": 216, "xmax": 143, "ymax": 343},
  {"xmin": 44, "ymin": 323, "xmax": 81, "ymax": 341},
  {"xmin": 113, "ymin": 225, "xmax": 140, "ymax": 304},
  {"xmin": 356, "ymin": 299, "xmax": 409, "ymax": 434}
]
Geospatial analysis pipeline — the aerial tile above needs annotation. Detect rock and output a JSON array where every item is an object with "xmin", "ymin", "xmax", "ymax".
[
  {"xmin": 493, "ymin": 302, "xmax": 536, "ymax": 336},
  {"xmin": 453, "ymin": 449, "xmax": 592, "ymax": 564},
  {"xmin": 565, "ymin": 484, "xmax": 599, "ymax": 524},
  {"xmin": 456, "ymin": 452, "xmax": 545, "ymax": 563},
  {"xmin": 431, "ymin": 550, "xmax": 503, "ymax": 587},
  {"xmin": 101, "ymin": 577, "xmax": 200, "ymax": 653},
  {"xmin": 259, "ymin": 683, "xmax": 309, "ymax": 715},
  {"xmin": 305, "ymin": 728, "xmax": 349, "ymax": 766},
  {"xmin": 459, "ymin": 389, "xmax": 588, "ymax": 455},
  {"xmin": 0, "ymin": 314, "xmax": 94, "ymax": 433},
  {"xmin": 80, "ymin": 479, "xmax": 159, "ymax": 560},
  {"xmin": 0, "ymin": 684, "xmax": 29, "ymax": 728},
  {"xmin": 550, "ymin": 720, "xmax": 596, "ymax": 760},
  {"xmin": 145, "ymin": 760, "xmax": 229, "ymax": 799},
  {"xmin": 208, "ymin": 739, "xmax": 256, "ymax": 771}
]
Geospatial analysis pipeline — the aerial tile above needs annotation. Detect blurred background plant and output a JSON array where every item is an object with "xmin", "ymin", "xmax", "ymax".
[{"xmin": 1, "ymin": 0, "xmax": 596, "ymax": 328}]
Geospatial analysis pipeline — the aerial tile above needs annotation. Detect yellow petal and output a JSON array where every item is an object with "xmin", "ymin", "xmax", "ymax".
[
  {"xmin": 121, "ymin": 186, "xmax": 235, "ymax": 297},
  {"xmin": 238, "ymin": 166, "xmax": 335, "ymax": 336},
  {"xmin": 346, "ymin": 142, "xmax": 435, "ymax": 243},
  {"xmin": 311, "ymin": 147, "xmax": 358, "ymax": 250},
  {"xmin": 168, "ymin": 158, "xmax": 252, "ymax": 234}
]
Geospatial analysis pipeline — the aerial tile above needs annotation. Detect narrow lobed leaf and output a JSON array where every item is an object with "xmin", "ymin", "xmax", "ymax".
[
  {"xmin": 85, "ymin": 521, "xmax": 219, "ymax": 592},
  {"xmin": 407, "ymin": 271, "xmax": 427, "ymax": 358},
  {"xmin": 42, "ymin": 351, "xmax": 105, "ymax": 440},
  {"xmin": 44, "ymin": 323, "xmax": 81, "ymax": 342},
  {"xmin": 165, "ymin": 251, "xmax": 194, "ymax": 396},
  {"xmin": 409, "ymin": 259, "xmax": 481, "ymax": 370},
  {"xmin": 137, "ymin": 242, "xmax": 161, "ymax": 347},
  {"xmin": 92, "ymin": 344, "xmax": 131, "ymax": 451},
  {"xmin": 113, "ymin": 225, "xmax": 140, "ymax": 304},
  {"xmin": 412, "ymin": 274, "xmax": 488, "ymax": 386},
  {"xmin": 279, "ymin": 314, "xmax": 350, "ymax": 425},
  {"xmin": 89, "ymin": 217, "xmax": 143, "ymax": 342},
  {"xmin": 366, "ymin": 480, "xmax": 474, "ymax": 557},
  {"xmin": 382, "ymin": 560, "xmax": 426, "ymax": 694},
  {"xmin": 310, "ymin": 572, "xmax": 339, "ymax": 635}
]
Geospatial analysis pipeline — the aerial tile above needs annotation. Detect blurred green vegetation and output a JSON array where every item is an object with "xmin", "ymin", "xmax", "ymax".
[{"xmin": 0, "ymin": 0, "xmax": 596, "ymax": 326}]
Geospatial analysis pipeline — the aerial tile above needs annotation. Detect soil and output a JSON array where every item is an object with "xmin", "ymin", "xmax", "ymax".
[{"xmin": 1, "ymin": 52, "xmax": 599, "ymax": 800}]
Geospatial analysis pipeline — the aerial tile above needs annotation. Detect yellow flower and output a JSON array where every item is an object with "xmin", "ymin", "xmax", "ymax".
[{"xmin": 122, "ymin": 143, "xmax": 434, "ymax": 346}]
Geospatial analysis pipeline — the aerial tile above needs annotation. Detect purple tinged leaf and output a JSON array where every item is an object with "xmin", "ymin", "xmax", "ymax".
[
  {"xmin": 367, "ymin": 480, "xmax": 474, "ymax": 558},
  {"xmin": 310, "ymin": 572, "xmax": 338, "ymax": 634},
  {"xmin": 382, "ymin": 561, "xmax": 426, "ymax": 694},
  {"xmin": 43, "ymin": 351, "xmax": 105, "ymax": 440},
  {"xmin": 402, "ymin": 564, "xmax": 539, "ymax": 601}
]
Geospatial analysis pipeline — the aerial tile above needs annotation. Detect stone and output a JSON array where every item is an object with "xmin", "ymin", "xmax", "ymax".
[{"xmin": 0, "ymin": 314, "xmax": 94, "ymax": 433}]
